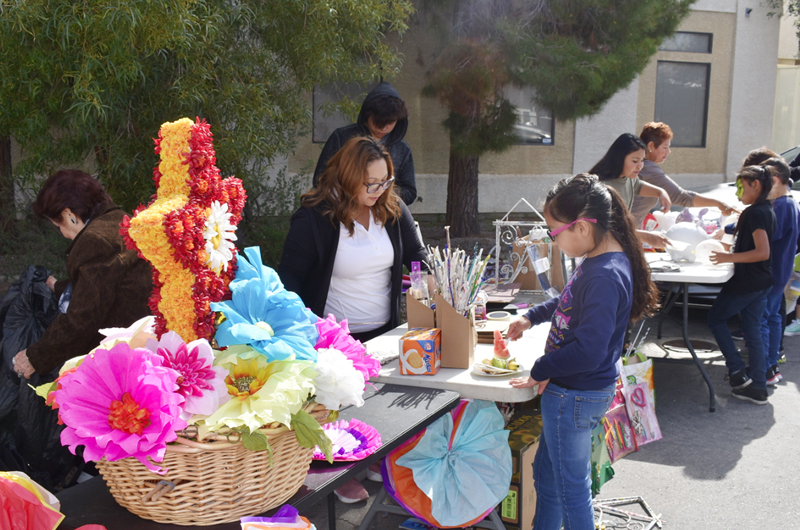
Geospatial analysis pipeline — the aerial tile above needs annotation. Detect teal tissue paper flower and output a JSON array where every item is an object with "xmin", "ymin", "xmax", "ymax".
[{"xmin": 211, "ymin": 247, "xmax": 319, "ymax": 362}]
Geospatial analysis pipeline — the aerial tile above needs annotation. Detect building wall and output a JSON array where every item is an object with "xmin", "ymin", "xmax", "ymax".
[
  {"xmin": 288, "ymin": 0, "xmax": 781, "ymax": 214},
  {"xmin": 635, "ymin": 9, "xmax": 735, "ymax": 184},
  {"xmin": 725, "ymin": 2, "xmax": 782, "ymax": 176}
]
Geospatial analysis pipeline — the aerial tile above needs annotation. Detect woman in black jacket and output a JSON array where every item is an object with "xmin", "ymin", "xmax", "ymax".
[{"xmin": 279, "ymin": 136, "xmax": 426, "ymax": 344}]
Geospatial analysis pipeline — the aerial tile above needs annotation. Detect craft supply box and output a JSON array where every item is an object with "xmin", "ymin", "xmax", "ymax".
[
  {"xmin": 501, "ymin": 410, "xmax": 543, "ymax": 530},
  {"xmin": 406, "ymin": 292, "xmax": 477, "ymax": 369},
  {"xmin": 399, "ymin": 328, "xmax": 441, "ymax": 375}
]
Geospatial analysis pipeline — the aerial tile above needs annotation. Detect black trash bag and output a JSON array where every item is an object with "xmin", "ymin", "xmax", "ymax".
[
  {"xmin": 14, "ymin": 370, "xmax": 74, "ymax": 491},
  {"xmin": 0, "ymin": 265, "xmax": 59, "ymax": 371},
  {"xmin": 0, "ymin": 266, "xmax": 72, "ymax": 491}
]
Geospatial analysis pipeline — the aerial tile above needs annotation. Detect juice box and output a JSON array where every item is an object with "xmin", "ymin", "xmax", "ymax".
[{"xmin": 399, "ymin": 327, "xmax": 441, "ymax": 375}]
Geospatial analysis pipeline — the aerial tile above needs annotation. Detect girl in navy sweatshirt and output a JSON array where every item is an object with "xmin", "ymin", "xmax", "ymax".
[{"xmin": 509, "ymin": 174, "xmax": 659, "ymax": 530}]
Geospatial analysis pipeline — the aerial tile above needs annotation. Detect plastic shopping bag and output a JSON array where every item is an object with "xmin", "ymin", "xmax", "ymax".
[{"xmin": 620, "ymin": 353, "xmax": 662, "ymax": 448}]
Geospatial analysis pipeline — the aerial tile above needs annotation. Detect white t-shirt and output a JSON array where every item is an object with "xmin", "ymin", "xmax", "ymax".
[{"xmin": 324, "ymin": 211, "xmax": 393, "ymax": 333}]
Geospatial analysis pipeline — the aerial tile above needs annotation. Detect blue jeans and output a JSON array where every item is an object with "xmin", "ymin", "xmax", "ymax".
[
  {"xmin": 533, "ymin": 382, "xmax": 614, "ymax": 530},
  {"xmin": 761, "ymin": 290, "xmax": 784, "ymax": 367},
  {"xmin": 708, "ymin": 287, "xmax": 770, "ymax": 389}
]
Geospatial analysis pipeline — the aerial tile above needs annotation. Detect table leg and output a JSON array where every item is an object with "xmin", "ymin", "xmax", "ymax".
[
  {"xmin": 657, "ymin": 283, "xmax": 679, "ymax": 340},
  {"xmin": 328, "ymin": 492, "xmax": 337, "ymax": 530},
  {"xmin": 680, "ymin": 285, "xmax": 716, "ymax": 412}
]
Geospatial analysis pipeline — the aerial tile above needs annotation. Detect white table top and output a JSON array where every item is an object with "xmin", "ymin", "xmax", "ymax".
[
  {"xmin": 367, "ymin": 321, "xmax": 549, "ymax": 402},
  {"xmin": 646, "ymin": 252, "xmax": 733, "ymax": 284}
]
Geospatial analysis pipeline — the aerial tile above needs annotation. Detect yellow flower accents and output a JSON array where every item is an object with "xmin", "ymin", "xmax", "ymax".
[{"xmin": 120, "ymin": 117, "xmax": 246, "ymax": 340}]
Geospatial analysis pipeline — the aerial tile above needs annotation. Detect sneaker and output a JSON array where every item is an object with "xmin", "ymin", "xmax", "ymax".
[
  {"xmin": 784, "ymin": 320, "xmax": 800, "ymax": 336},
  {"xmin": 725, "ymin": 369, "xmax": 752, "ymax": 390},
  {"xmin": 334, "ymin": 478, "xmax": 369, "ymax": 504},
  {"xmin": 731, "ymin": 329, "xmax": 745, "ymax": 341},
  {"xmin": 732, "ymin": 385, "xmax": 768, "ymax": 405},
  {"xmin": 778, "ymin": 352, "xmax": 787, "ymax": 364},
  {"xmin": 766, "ymin": 365, "xmax": 781, "ymax": 386},
  {"xmin": 366, "ymin": 461, "xmax": 383, "ymax": 483}
]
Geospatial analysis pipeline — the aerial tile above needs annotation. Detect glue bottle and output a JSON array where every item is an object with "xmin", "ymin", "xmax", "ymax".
[
  {"xmin": 473, "ymin": 290, "xmax": 488, "ymax": 320},
  {"xmin": 410, "ymin": 261, "xmax": 429, "ymax": 305}
]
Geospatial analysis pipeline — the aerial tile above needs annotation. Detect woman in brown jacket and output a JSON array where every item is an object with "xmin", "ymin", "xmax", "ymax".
[{"xmin": 12, "ymin": 170, "xmax": 153, "ymax": 378}]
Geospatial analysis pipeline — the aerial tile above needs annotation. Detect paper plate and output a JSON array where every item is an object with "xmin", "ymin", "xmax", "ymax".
[{"xmin": 471, "ymin": 363, "xmax": 523, "ymax": 377}]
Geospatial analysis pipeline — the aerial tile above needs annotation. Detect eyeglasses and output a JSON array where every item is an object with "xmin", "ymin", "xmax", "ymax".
[
  {"xmin": 547, "ymin": 218, "xmax": 597, "ymax": 240},
  {"xmin": 364, "ymin": 176, "xmax": 395, "ymax": 194}
]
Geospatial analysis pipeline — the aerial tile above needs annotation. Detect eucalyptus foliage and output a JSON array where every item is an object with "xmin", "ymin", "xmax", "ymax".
[{"xmin": 0, "ymin": 0, "xmax": 413, "ymax": 213}]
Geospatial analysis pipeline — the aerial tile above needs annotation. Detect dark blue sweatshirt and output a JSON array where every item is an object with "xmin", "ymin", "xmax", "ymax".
[
  {"xmin": 769, "ymin": 195, "xmax": 800, "ymax": 296},
  {"xmin": 524, "ymin": 252, "xmax": 632, "ymax": 390}
]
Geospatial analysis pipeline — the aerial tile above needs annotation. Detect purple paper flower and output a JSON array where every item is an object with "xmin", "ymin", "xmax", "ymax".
[
  {"xmin": 146, "ymin": 331, "xmax": 230, "ymax": 418},
  {"xmin": 54, "ymin": 343, "xmax": 187, "ymax": 474},
  {"xmin": 313, "ymin": 418, "xmax": 382, "ymax": 461}
]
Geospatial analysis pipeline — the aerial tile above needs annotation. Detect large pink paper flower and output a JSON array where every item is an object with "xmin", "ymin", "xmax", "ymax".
[
  {"xmin": 315, "ymin": 314, "xmax": 380, "ymax": 385},
  {"xmin": 146, "ymin": 331, "xmax": 230, "ymax": 418},
  {"xmin": 54, "ymin": 343, "xmax": 187, "ymax": 474}
]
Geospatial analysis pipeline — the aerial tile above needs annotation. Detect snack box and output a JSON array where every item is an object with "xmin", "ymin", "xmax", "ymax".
[{"xmin": 399, "ymin": 327, "xmax": 441, "ymax": 375}]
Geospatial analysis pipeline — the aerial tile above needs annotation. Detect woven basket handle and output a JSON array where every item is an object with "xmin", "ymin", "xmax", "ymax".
[{"xmin": 142, "ymin": 479, "xmax": 181, "ymax": 503}]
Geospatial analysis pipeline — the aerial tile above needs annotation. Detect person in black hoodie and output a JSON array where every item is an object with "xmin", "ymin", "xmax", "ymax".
[{"xmin": 313, "ymin": 82, "xmax": 417, "ymax": 205}]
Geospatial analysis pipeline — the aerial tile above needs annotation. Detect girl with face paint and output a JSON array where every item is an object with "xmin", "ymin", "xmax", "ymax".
[{"xmin": 707, "ymin": 166, "xmax": 776, "ymax": 405}]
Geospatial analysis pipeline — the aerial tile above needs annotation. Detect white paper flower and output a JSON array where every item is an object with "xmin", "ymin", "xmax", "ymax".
[
  {"xmin": 203, "ymin": 200, "xmax": 238, "ymax": 272},
  {"xmin": 313, "ymin": 348, "xmax": 366, "ymax": 411}
]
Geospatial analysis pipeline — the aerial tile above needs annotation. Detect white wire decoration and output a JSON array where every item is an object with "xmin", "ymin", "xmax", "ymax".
[{"xmin": 490, "ymin": 198, "xmax": 557, "ymax": 293}]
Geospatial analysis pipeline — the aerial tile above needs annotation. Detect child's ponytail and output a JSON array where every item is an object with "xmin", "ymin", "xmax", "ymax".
[
  {"xmin": 545, "ymin": 174, "xmax": 659, "ymax": 322},
  {"xmin": 606, "ymin": 186, "xmax": 660, "ymax": 321}
]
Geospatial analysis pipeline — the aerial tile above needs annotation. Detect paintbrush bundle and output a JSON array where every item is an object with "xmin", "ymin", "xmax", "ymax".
[{"xmin": 426, "ymin": 238, "xmax": 490, "ymax": 318}]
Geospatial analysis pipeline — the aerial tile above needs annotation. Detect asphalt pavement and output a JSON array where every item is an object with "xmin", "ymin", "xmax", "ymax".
[{"xmin": 302, "ymin": 304, "xmax": 800, "ymax": 530}]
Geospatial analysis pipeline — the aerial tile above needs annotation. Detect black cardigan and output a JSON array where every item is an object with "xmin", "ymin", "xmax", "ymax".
[{"xmin": 278, "ymin": 201, "xmax": 426, "ymax": 330}]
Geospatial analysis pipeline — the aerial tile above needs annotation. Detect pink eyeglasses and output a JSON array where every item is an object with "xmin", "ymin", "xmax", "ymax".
[{"xmin": 547, "ymin": 218, "xmax": 597, "ymax": 240}]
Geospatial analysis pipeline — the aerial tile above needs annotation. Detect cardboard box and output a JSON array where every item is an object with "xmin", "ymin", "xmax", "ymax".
[
  {"xmin": 399, "ymin": 328, "xmax": 441, "ymax": 375},
  {"xmin": 433, "ymin": 293, "xmax": 477, "ymax": 369},
  {"xmin": 406, "ymin": 290, "xmax": 436, "ymax": 329},
  {"xmin": 501, "ymin": 411, "xmax": 543, "ymax": 529}
]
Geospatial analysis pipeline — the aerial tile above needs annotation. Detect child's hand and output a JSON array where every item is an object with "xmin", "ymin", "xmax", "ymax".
[
  {"xmin": 509, "ymin": 376, "xmax": 549, "ymax": 394},
  {"xmin": 710, "ymin": 250, "xmax": 731, "ymax": 264},
  {"xmin": 507, "ymin": 316, "xmax": 532, "ymax": 341},
  {"xmin": 639, "ymin": 230, "xmax": 670, "ymax": 249}
]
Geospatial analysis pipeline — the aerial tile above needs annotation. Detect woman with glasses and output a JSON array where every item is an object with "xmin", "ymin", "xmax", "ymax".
[
  {"xmin": 279, "ymin": 135, "xmax": 427, "ymax": 504},
  {"xmin": 279, "ymin": 136, "xmax": 426, "ymax": 344}
]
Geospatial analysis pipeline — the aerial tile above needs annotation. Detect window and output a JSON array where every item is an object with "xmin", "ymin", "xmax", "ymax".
[
  {"xmin": 658, "ymin": 32, "xmax": 712, "ymax": 54},
  {"xmin": 312, "ymin": 83, "xmax": 366, "ymax": 143},
  {"xmin": 505, "ymin": 86, "xmax": 554, "ymax": 145},
  {"xmin": 654, "ymin": 61, "xmax": 710, "ymax": 147}
]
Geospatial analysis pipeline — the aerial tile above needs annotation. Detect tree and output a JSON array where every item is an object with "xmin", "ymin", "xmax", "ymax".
[
  {"xmin": 420, "ymin": 0, "xmax": 694, "ymax": 237},
  {"xmin": 768, "ymin": 0, "xmax": 800, "ymax": 46},
  {"xmin": 0, "ymin": 0, "xmax": 413, "ymax": 220}
]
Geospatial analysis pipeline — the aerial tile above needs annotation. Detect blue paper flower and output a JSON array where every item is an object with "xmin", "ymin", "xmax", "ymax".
[{"xmin": 211, "ymin": 247, "xmax": 319, "ymax": 362}]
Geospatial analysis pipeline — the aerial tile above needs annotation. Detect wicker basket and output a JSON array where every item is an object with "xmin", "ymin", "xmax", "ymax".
[{"xmin": 96, "ymin": 403, "xmax": 329, "ymax": 526}]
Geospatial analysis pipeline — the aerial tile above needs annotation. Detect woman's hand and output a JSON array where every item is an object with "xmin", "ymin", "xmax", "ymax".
[
  {"xmin": 507, "ymin": 316, "xmax": 531, "ymax": 341},
  {"xmin": 12, "ymin": 350, "xmax": 35, "ymax": 380},
  {"xmin": 710, "ymin": 250, "xmax": 732, "ymax": 264},
  {"xmin": 46, "ymin": 276, "xmax": 57, "ymax": 293},
  {"xmin": 717, "ymin": 202, "xmax": 736, "ymax": 217},
  {"xmin": 712, "ymin": 229, "xmax": 724, "ymax": 241},
  {"xmin": 658, "ymin": 191, "xmax": 672, "ymax": 213},
  {"xmin": 509, "ymin": 376, "xmax": 549, "ymax": 394}
]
